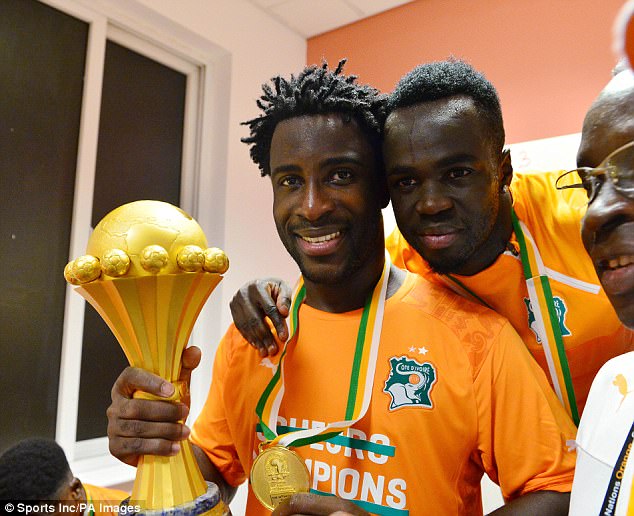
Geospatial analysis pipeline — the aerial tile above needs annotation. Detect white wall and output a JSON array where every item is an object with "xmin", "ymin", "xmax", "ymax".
[
  {"xmin": 127, "ymin": 4, "xmax": 305, "ymax": 511},
  {"xmin": 61, "ymin": 1, "xmax": 304, "ymax": 511},
  {"xmin": 99, "ymin": 0, "xmax": 306, "ymax": 420}
]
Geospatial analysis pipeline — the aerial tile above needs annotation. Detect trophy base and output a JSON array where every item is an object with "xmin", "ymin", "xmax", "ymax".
[{"xmin": 121, "ymin": 482, "xmax": 231, "ymax": 516}]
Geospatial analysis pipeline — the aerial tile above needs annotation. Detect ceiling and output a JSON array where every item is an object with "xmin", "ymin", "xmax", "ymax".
[{"xmin": 248, "ymin": 0, "xmax": 414, "ymax": 38}]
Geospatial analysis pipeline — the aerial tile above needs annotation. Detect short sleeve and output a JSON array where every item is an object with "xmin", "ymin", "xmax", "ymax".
[
  {"xmin": 190, "ymin": 325, "xmax": 248, "ymax": 487},
  {"xmin": 475, "ymin": 322, "xmax": 577, "ymax": 499}
]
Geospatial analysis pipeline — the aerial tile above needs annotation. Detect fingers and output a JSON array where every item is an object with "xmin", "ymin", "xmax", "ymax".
[
  {"xmin": 268, "ymin": 280, "xmax": 292, "ymax": 343},
  {"xmin": 230, "ymin": 278, "xmax": 291, "ymax": 357},
  {"xmin": 179, "ymin": 346, "xmax": 202, "ymax": 384},
  {"xmin": 271, "ymin": 281, "xmax": 293, "ymax": 318},
  {"xmin": 110, "ymin": 395, "xmax": 189, "ymax": 423},
  {"xmin": 107, "ymin": 367, "xmax": 190, "ymax": 467},
  {"xmin": 178, "ymin": 346, "xmax": 202, "ymax": 409},
  {"xmin": 262, "ymin": 304, "xmax": 286, "ymax": 352},
  {"xmin": 112, "ymin": 366, "xmax": 176, "ymax": 400},
  {"xmin": 108, "ymin": 435, "xmax": 181, "ymax": 465},
  {"xmin": 272, "ymin": 493, "xmax": 369, "ymax": 516}
]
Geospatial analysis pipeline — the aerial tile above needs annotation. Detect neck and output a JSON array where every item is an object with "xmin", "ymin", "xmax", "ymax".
[
  {"xmin": 303, "ymin": 253, "xmax": 404, "ymax": 313},
  {"xmin": 452, "ymin": 191, "xmax": 514, "ymax": 276}
]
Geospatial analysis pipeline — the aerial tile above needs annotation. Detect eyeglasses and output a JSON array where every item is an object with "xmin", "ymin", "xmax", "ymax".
[{"xmin": 556, "ymin": 140, "xmax": 634, "ymax": 202}]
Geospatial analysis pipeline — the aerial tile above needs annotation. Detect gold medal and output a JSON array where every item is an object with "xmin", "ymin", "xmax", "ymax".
[
  {"xmin": 252, "ymin": 259, "xmax": 391, "ymax": 511},
  {"xmin": 250, "ymin": 445, "xmax": 310, "ymax": 510}
]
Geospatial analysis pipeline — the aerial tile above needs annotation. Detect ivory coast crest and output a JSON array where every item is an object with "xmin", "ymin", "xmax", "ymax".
[{"xmin": 384, "ymin": 356, "xmax": 437, "ymax": 411}]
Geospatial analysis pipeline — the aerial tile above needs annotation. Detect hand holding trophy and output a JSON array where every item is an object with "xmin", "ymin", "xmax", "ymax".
[{"xmin": 65, "ymin": 200, "xmax": 230, "ymax": 515}]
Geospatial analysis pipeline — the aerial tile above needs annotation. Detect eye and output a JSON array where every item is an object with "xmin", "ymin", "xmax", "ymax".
[
  {"xmin": 279, "ymin": 175, "xmax": 303, "ymax": 188},
  {"xmin": 330, "ymin": 169, "xmax": 354, "ymax": 184},
  {"xmin": 581, "ymin": 175, "xmax": 602, "ymax": 201},
  {"xmin": 446, "ymin": 168, "xmax": 473, "ymax": 180},
  {"xmin": 389, "ymin": 176, "xmax": 418, "ymax": 190}
]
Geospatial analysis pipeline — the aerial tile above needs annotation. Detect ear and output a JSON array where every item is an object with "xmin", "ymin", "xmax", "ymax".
[
  {"xmin": 69, "ymin": 477, "xmax": 85, "ymax": 501},
  {"xmin": 499, "ymin": 148, "xmax": 513, "ymax": 190}
]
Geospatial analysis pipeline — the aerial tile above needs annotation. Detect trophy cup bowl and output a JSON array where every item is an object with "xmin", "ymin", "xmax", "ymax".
[{"xmin": 65, "ymin": 200, "xmax": 230, "ymax": 515}]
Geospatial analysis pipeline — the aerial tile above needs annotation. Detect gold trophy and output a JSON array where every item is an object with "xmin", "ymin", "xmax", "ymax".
[{"xmin": 64, "ymin": 200, "xmax": 230, "ymax": 515}]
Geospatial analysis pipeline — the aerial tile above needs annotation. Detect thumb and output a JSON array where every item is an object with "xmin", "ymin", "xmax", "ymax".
[{"xmin": 179, "ymin": 346, "xmax": 202, "ymax": 384}]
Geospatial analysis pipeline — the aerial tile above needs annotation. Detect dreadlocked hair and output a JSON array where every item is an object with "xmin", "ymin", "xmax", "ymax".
[
  {"xmin": 242, "ymin": 59, "xmax": 386, "ymax": 176},
  {"xmin": 388, "ymin": 58, "xmax": 505, "ymax": 152}
]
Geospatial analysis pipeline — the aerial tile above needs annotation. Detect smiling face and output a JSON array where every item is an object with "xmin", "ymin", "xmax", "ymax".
[
  {"xmin": 269, "ymin": 113, "xmax": 387, "ymax": 288},
  {"xmin": 383, "ymin": 96, "xmax": 513, "ymax": 276},
  {"xmin": 580, "ymin": 71, "xmax": 634, "ymax": 328}
]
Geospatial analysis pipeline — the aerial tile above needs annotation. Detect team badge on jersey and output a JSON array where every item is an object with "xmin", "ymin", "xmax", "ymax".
[
  {"xmin": 524, "ymin": 296, "xmax": 572, "ymax": 343},
  {"xmin": 384, "ymin": 356, "xmax": 437, "ymax": 411}
]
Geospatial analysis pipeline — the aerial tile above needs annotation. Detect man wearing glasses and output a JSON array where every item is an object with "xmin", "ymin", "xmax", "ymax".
[{"xmin": 566, "ymin": 66, "xmax": 634, "ymax": 515}]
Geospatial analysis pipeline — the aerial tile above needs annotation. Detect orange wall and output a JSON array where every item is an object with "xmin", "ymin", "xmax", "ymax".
[{"xmin": 308, "ymin": 0, "xmax": 626, "ymax": 143}]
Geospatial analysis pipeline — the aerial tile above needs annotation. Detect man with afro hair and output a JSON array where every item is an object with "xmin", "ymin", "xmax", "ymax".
[{"xmin": 0, "ymin": 438, "xmax": 127, "ymax": 515}]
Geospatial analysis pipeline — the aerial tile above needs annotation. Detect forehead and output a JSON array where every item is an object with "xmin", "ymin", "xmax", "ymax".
[
  {"xmin": 578, "ymin": 74, "xmax": 634, "ymax": 167},
  {"xmin": 577, "ymin": 100, "xmax": 634, "ymax": 167},
  {"xmin": 383, "ymin": 96, "xmax": 494, "ymax": 163},
  {"xmin": 269, "ymin": 113, "xmax": 374, "ymax": 166}
]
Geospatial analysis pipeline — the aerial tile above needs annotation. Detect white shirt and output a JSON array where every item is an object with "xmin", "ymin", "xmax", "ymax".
[{"xmin": 570, "ymin": 352, "xmax": 634, "ymax": 515}]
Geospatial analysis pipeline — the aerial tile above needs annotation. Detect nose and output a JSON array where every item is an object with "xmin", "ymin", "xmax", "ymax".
[
  {"xmin": 297, "ymin": 177, "xmax": 335, "ymax": 222},
  {"xmin": 415, "ymin": 180, "xmax": 453, "ymax": 216},
  {"xmin": 582, "ymin": 182, "xmax": 634, "ymax": 250}
]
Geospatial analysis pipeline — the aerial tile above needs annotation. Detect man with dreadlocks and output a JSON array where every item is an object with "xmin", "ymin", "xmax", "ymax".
[
  {"xmin": 233, "ymin": 60, "xmax": 633, "ymax": 426},
  {"xmin": 106, "ymin": 61, "xmax": 575, "ymax": 515}
]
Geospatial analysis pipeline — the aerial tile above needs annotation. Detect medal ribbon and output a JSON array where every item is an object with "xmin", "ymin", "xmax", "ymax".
[
  {"xmin": 255, "ymin": 255, "xmax": 391, "ymax": 449},
  {"xmin": 511, "ymin": 210, "xmax": 579, "ymax": 425},
  {"xmin": 600, "ymin": 420, "xmax": 634, "ymax": 515}
]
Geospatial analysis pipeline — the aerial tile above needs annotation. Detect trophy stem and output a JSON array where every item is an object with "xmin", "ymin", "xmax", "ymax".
[{"xmin": 131, "ymin": 439, "xmax": 207, "ymax": 509}]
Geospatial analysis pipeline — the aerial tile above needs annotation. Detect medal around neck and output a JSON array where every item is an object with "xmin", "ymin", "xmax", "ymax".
[
  {"xmin": 250, "ymin": 445, "xmax": 310, "ymax": 510},
  {"xmin": 251, "ymin": 256, "xmax": 392, "ymax": 510},
  {"xmin": 64, "ymin": 200, "xmax": 230, "ymax": 515}
]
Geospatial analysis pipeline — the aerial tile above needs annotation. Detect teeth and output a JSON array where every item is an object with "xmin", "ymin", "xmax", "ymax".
[
  {"xmin": 620, "ymin": 255, "xmax": 634, "ymax": 267},
  {"xmin": 605, "ymin": 255, "xmax": 634, "ymax": 270},
  {"xmin": 302, "ymin": 232, "xmax": 340, "ymax": 243}
]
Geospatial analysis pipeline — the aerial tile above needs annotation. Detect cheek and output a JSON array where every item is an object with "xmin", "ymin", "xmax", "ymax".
[
  {"xmin": 389, "ymin": 199, "xmax": 411, "ymax": 228},
  {"xmin": 388, "ymin": 189, "xmax": 413, "ymax": 217},
  {"xmin": 472, "ymin": 185, "xmax": 500, "ymax": 216},
  {"xmin": 272, "ymin": 194, "xmax": 290, "ymax": 221},
  {"xmin": 581, "ymin": 216, "xmax": 594, "ymax": 252},
  {"xmin": 580, "ymin": 196, "xmax": 607, "ymax": 250},
  {"xmin": 360, "ymin": 185, "xmax": 385, "ymax": 212}
]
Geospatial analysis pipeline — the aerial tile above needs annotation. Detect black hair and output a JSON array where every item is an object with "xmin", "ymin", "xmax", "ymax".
[
  {"xmin": 0, "ymin": 439, "xmax": 71, "ymax": 500},
  {"xmin": 242, "ymin": 59, "xmax": 386, "ymax": 176},
  {"xmin": 387, "ymin": 58, "xmax": 505, "ymax": 151}
]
